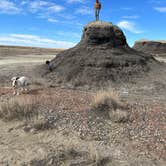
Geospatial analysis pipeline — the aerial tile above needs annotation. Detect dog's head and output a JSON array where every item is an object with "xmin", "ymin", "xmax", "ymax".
[{"xmin": 11, "ymin": 77, "xmax": 19, "ymax": 87}]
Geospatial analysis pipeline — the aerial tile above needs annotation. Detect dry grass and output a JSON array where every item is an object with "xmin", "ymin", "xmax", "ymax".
[
  {"xmin": 0, "ymin": 96, "xmax": 56, "ymax": 131},
  {"xmin": 92, "ymin": 89, "xmax": 129, "ymax": 122},
  {"xmin": 109, "ymin": 108, "xmax": 130, "ymax": 123},
  {"xmin": 89, "ymin": 143, "xmax": 101, "ymax": 165},
  {"xmin": 88, "ymin": 143, "xmax": 112, "ymax": 165},
  {"xmin": 30, "ymin": 115, "xmax": 55, "ymax": 131},
  {"xmin": 0, "ymin": 98, "xmax": 39, "ymax": 121},
  {"xmin": 0, "ymin": 92, "xmax": 61, "ymax": 132},
  {"xmin": 92, "ymin": 89, "xmax": 126, "ymax": 112}
]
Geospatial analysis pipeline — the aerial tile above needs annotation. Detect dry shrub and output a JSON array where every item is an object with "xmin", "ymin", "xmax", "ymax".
[
  {"xmin": 89, "ymin": 143, "xmax": 111, "ymax": 165},
  {"xmin": 31, "ymin": 116, "xmax": 55, "ymax": 131},
  {"xmin": 89, "ymin": 143, "xmax": 99, "ymax": 164},
  {"xmin": 92, "ymin": 89, "xmax": 129, "ymax": 123},
  {"xmin": 109, "ymin": 109, "xmax": 129, "ymax": 123},
  {"xmin": 0, "ymin": 98, "xmax": 39, "ymax": 121},
  {"xmin": 92, "ymin": 89, "xmax": 125, "ymax": 112}
]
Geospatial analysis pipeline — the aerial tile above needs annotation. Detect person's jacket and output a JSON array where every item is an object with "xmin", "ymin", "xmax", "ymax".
[{"xmin": 94, "ymin": 2, "xmax": 101, "ymax": 10}]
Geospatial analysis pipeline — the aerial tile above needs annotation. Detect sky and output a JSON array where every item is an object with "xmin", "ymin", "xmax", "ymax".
[{"xmin": 0, "ymin": 0, "xmax": 165, "ymax": 48}]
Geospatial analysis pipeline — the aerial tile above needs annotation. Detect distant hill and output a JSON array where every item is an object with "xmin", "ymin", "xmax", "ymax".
[
  {"xmin": 133, "ymin": 40, "xmax": 166, "ymax": 56},
  {"xmin": 0, "ymin": 45, "xmax": 64, "ymax": 56}
]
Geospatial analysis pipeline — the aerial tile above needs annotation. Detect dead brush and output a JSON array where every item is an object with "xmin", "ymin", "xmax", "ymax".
[
  {"xmin": 0, "ymin": 98, "xmax": 39, "ymax": 121},
  {"xmin": 92, "ymin": 89, "xmax": 126, "ymax": 111},
  {"xmin": 29, "ymin": 115, "xmax": 55, "ymax": 131},
  {"xmin": 89, "ymin": 143, "xmax": 111, "ymax": 165},
  {"xmin": 92, "ymin": 89, "xmax": 129, "ymax": 123}
]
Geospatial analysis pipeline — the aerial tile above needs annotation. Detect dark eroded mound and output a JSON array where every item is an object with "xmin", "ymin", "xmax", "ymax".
[
  {"xmin": 43, "ymin": 21, "xmax": 159, "ymax": 87},
  {"xmin": 133, "ymin": 40, "xmax": 166, "ymax": 56}
]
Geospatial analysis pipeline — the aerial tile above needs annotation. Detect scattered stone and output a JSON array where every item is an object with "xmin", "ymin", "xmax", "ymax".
[
  {"xmin": 7, "ymin": 127, "xmax": 14, "ymax": 132},
  {"xmin": 23, "ymin": 125, "xmax": 31, "ymax": 132},
  {"xmin": 109, "ymin": 109, "xmax": 129, "ymax": 123}
]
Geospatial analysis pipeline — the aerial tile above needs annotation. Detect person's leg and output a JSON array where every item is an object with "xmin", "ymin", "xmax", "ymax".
[
  {"xmin": 98, "ymin": 9, "xmax": 100, "ymax": 20},
  {"xmin": 49, "ymin": 66, "xmax": 53, "ymax": 72},
  {"xmin": 96, "ymin": 9, "xmax": 99, "ymax": 21},
  {"xmin": 95, "ymin": 10, "xmax": 98, "ymax": 21}
]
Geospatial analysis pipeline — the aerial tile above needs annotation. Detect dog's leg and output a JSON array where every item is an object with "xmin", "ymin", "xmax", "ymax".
[
  {"xmin": 13, "ymin": 87, "xmax": 16, "ymax": 95},
  {"xmin": 16, "ymin": 91, "xmax": 20, "ymax": 95},
  {"xmin": 24, "ymin": 85, "xmax": 30, "ymax": 93},
  {"xmin": 16, "ymin": 88, "xmax": 20, "ymax": 95}
]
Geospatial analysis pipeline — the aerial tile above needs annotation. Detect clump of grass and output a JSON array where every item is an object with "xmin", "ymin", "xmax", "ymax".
[
  {"xmin": 92, "ymin": 89, "xmax": 129, "ymax": 123},
  {"xmin": 92, "ymin": 89, "xmax": 125, "ymax": 111},
  {"xmin": 89, "ymin": 143, "xmax": 111, "ymax": 165},
  {"xmin": 31, "ymin": 116, "xmax": 55, "ymax": 131},
  {"xmin": 109, "ymin": 108, "xmax": 129, "ymax": 123},
  {"xmin": 0, "ymin": 99, "xmax": 39, "ymax": 121}
]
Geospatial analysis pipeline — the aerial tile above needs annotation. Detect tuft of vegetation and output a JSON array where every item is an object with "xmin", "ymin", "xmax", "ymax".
[
  {"xmin": 109, "ymin": 109, "xmax": 129, "ymax": 123},
  {"xmin": 92, "ymin": 89, "xmax": 125, "ymax": 111},
  {"xmin": 92, "ymin": 89, "xmax": 129, "ymax": 123},
  {"xmin": 30, "ymin": 116, "xmax": 55, "ymax": 131},
  {"xmin": 0, "ymin": 99, "xmax": 39, "ymax": 121},
  {"xmin": 0, "ymin": 97, "xmax": 56, "ymax": 131}
]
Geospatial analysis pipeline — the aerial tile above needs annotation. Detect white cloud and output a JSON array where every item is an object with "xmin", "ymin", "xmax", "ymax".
[
  {"xmin": 76, "ymin": 6, "xmax": 92, "ymax": 15},
  {"xmin": 20, "ymin": 0, "xmax": 29, "ymax": 5},
  {"xmin": 47, "ymin": 18, "xmax": 58, "ymax": 23},
  {"xmin": 0, "ymin": 34, "xmax": 75, "ymax": 48},
  {"xmin": 29, "ymin": 0, "xmax": 51, "ymax": 11},
  {"xmin": 67, "ymin": 0, "xmax": 84, "ymax": 3},
  {"xmin": 29, "ymin": 0, "xmax": 65, "ymax": 13},
  {"xmin": 0, "ymin": 0, "xmax": 21, "ymax": 14},
  {"xmin": 27, "ymin": 0, "xmax": 65, "ymax": 22},
  {"xmin": 117, "ymin": 20, "xmax": 142, "ymax": 34},
  {"xmin": 122, "ymin": 15, "xmax": 139, "ymax": 19},
  {"xmin": 48, "ymin": 5, "xmax": 65, "ymax": 13},
  {"xmin": 154, "ymin": 7, "xmax": 166, "ymax": 12}
]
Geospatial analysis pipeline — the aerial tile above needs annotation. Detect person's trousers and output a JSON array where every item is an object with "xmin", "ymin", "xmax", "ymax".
[{"xmin": 95, "ymin": 9, "xmax": 100, "ymax": 21}]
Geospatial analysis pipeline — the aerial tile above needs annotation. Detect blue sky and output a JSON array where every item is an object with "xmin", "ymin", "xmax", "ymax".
[{"xmin": 0, "ymin": 0, "xmax": 165, "ymax": 48}]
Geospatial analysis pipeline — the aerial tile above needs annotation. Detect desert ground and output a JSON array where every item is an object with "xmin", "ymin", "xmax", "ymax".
[{"xmin": 0, "ymin": 46, "xmax": 166, "ymax": 165}]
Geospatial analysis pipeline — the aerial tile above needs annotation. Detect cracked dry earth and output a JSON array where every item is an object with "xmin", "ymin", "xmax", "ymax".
[{"xmin": 0, "ymin": 85, "xmax": 166, "ymax": 165}]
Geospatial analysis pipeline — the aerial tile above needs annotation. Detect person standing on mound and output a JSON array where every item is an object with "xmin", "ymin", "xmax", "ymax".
[{"xmin": 94, "ymin": 0, "xmax": 101, "ymax": 21}]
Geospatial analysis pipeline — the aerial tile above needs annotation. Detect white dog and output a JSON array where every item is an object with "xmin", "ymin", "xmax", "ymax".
[{"xmin": 11, "ymin": 76, "xmax": 30, "ymax": 95}]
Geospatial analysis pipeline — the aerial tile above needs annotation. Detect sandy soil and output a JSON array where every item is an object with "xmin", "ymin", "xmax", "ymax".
[
  {"xmin": 0, "ymin": 49, "xmax": 166, "ymax": 165},
  {"xmin": 0, "ymin": 55, "xmax": 55, "ymax": 65},
  {"xmin": 0, "ymin": 53, "xmax": 56, "ymax": 87}
]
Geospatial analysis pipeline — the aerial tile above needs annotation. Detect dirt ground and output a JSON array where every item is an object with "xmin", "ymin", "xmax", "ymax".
[{"xmin": 0, "ymin": 50, "xmax": 166, "ymax": 165}]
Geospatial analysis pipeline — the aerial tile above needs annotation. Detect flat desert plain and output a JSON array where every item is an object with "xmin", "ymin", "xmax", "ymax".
[{"xmin": 0, "ymin": 46, "xmax": 166, "ymax": 165}]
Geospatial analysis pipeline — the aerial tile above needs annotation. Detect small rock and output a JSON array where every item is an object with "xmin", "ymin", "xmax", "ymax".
[
  {"xmin": 23, "ymin": 126, "xmax": 31, "ymax": 132},
  {"xmin": 109, "ymin": 109, "xmax": 129, "ymax": 123}
]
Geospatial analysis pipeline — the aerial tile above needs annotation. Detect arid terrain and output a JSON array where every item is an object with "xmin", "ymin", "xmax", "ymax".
[{"xmin": 0, "ymin": 46, "xmax": 166, "ymax": 165}]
